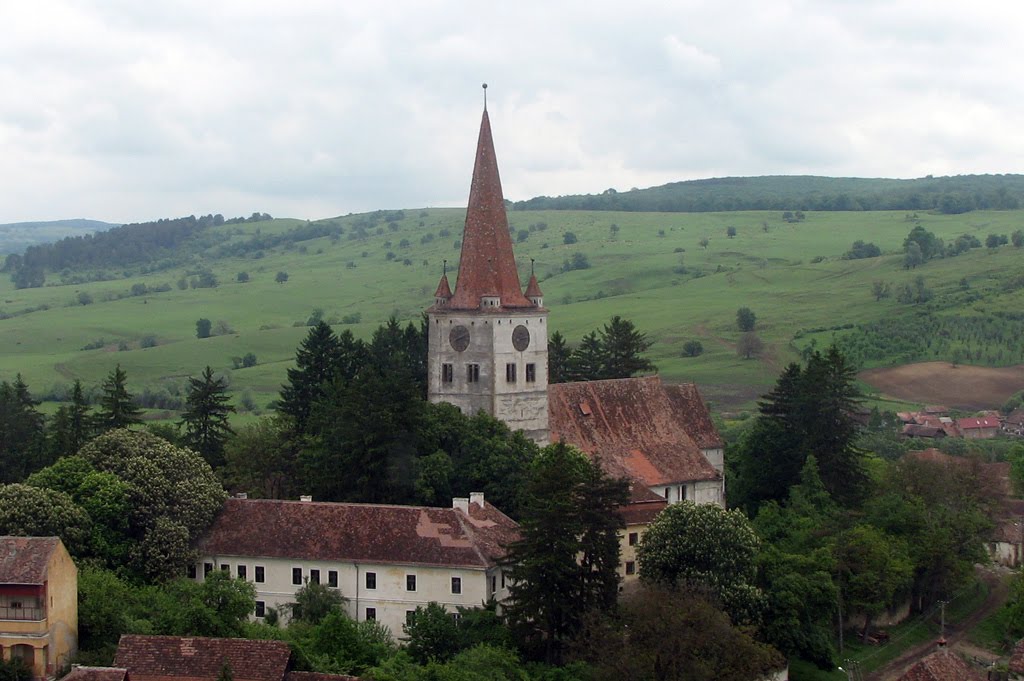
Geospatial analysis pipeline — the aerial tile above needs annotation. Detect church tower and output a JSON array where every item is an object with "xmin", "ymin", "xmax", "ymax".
[{"xmin": 427, "ymin": 98, "xmax": 549, "ymax": 444}]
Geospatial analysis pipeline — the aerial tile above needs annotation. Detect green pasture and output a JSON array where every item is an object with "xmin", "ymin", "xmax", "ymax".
[{"xmin": 2, "ymin": 207, "xmax": 1023, "ymax": 411}]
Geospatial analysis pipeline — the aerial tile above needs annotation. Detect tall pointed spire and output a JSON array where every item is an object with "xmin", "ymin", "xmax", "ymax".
[{"xmin": 448, "ymin": 100, "xmax": 534, "ymax": 310}]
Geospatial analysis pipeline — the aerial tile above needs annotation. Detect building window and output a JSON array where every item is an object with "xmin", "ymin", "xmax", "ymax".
[
  {"xmin": 366, "ymin": 572, "xmax": 377, "ymax": 590},
  {"xmin": 451, "ymin": 577, "xmax": 462, "ymax": 594},
  {"xmin": 255, "ymin": 601, "xmax": 265, "ymax": 618},
  {"xmin": 467, "ymin": 364, "xmax": 480, "ymax": 383},
  {"xmin": 310, "ymin": 569, "xmax": 321, "ymax": 585},
  {"xmin": 406, "ymin": 610, "xmax": 416, "ymax": 624},
  {"xmin": 366, "ymin": 608, "xmax": 376, "ymax": 621},
  {"xmin": 625, "ymin": 561, "xmax": 636, "ymax": 575},
  {"xmin": 450, "ymin": 612, "xmax": 462, "ymax": 623},
  {"xmin": 255, "ymin": 566, "xmax": 265, "ymax": 583},
  {"xmin": 505, "ymin": 363, "xmax": 517, "ymax": 383},
  {"xmin": 237, "ymin": 565, "xmax": 247, "ymax": 580},
  {"xmin": 526, "ymin": 363, "xmax": 536, "ymax": 382},
  {"xmin": 220, "ymin": 563, "xmax": 230, "ymax": 572},
  {"xmin": 292, "ymin": 568, "xmax": 302, "ymax": 585},
  {"xmin": 328, "ymin": 570, "xmax": 338, "ymax": 588},
  {"xmin": 442, "ymin": 363, "xmax": 454, "ymax": 383},
  {"xmin": 501, "ymin": 572, "xmax": 506, "ymax": 588},
  {"xmin": 406, "ymin": 574, "xmax": 417, "ymax": 592},
  {"xmin": 187, "ymin": 564, "xmax": 197, "ymax": 579},
  {"xmin": 663, "ymin": 487, "xmax": 670, "ymax": 501},
  {"xmin": 490, "ymin": 576, "xmax": 496, "ymax": 593},
  {"xmin": 204, "ymin": 562, "xmax": 213, "ymax": 577},
  {"xmin": 628, "ymin": 532, "xmax": 639, "ymax": 547}
]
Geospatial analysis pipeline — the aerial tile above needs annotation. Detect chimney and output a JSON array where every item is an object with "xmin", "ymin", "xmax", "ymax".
[
  {"xmin": 452, "ymin": 497, "xmax": 469, "ymax": 514},
  {"xmin": 299, "ymin": 495, "xmax": 313, "ymax": 502},
  {"xmin": 470, "ymin": 492, "xmax": 485, "ymax": 508}
]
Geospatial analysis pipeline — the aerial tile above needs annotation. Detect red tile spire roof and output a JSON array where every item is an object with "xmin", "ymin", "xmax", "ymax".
[
  {"xmin": 448, "ymin": 107, "xmax": 534, "ymax": 311},
  {"xmin": 524, "ymin": 273, "xmax": 543, "ymax": 298},
  {"xmin": 433, "ymin": 272, "xmax": 453, "ymax": 299}
]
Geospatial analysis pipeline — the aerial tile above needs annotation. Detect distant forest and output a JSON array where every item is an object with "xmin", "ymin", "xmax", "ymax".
[
  {"xmin": 511, "ymin": 174, "xmax": 1024, "ymax": 213},
  {"xmin": 1, "ymin": 212, "xmax": 272, "ymax": 289}
]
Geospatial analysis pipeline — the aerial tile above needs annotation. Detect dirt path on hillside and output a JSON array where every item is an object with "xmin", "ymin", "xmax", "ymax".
[{"xmin": 866, "ymin": 567, "xmax": 1010, "ymax": 681}]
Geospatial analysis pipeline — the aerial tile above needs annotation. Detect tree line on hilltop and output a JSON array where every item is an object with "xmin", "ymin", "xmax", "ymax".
[{"xmin": 511, "ymin": 173, "xmax": 1024, "ymax": 214}]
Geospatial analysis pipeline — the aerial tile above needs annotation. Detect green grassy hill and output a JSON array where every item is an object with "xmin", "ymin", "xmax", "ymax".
[{"xmin": 2, "ymin": 207, "xmax": 1023, "ymax": 413}]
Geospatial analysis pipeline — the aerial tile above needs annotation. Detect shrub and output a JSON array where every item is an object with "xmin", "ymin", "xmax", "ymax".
[
  {"xmin": 682, "ymin": 340, "xmax": 704, "ymax": 357},
  {"xmin": 563, "ymin": 231, "xmax": 578, "ymax": 245}
]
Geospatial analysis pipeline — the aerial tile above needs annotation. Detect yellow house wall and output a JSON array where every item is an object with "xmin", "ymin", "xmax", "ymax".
[{"xmin": 45, "ymin": 543, "xmax": 78, "ymax": 674}]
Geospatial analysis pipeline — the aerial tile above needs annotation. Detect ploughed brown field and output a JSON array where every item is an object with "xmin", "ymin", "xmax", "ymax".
[{"xmin": 859, "ymin": 361, "xmax": 1024, "ymax": 411}]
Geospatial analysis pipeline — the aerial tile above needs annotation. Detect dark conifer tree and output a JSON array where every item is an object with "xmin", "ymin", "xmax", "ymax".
[
  {"xmin": 0, "ymin": 375, "xmax": 46, "ymax": 482},
  {"xmin": 95, "ymin": 364, "xmax": 143, "ymax": 431},
  {"xmin": 598, "ymin": 315, "xmax": 655, "ymax": 378},
  {"xmin": 278, "ymin": 321, "xmax": 342, "ymax": 435},
  {"xmin": 505, "ymin": 443, "xmax": 627, "ymax": 664},
  {"xmin": 547, "ymin": 331, "xmax": 571, "ymax": 384},
  {"xmin": 180, "ymin": 366, "xmax": 236, "ymax": 468},
  {"xmin": 566, "ymin": 331, "xmax": 607, "ymax": 381},
  {"xmin": 49, "ymin": 380, "xmax": 93, "ymax": 459}
]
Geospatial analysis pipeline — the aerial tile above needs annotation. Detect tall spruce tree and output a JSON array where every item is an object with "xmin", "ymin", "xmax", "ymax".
[
  {"xmin": 598, "ymin": 315, "xmax": 655, "ymax": 378},
  {"xmin": 504, "ymin": 443, "xmax": 628, "ymax": 664},
  {"xmin": 0, "ymin": 375, "xmax": 46, "ymax": 483},
  {"xmin": 48, "ymin": 380, "xmax": 92, "ymax": 459},
  {"xmin": 180, "ymin": 366, "xmax": 236, "ymax": 468},
  {"xmin": 729, "ymin": 346, "xmax": 867, "ymax": 512},
  {"xmin": 566, "ymin": 331, "xmax": 607, "ymax": 382},
  {"xmin": 278, "ymin": 321, "xmax": 342, "ymax": 435},
  {"xmin": 547, "ymin": 331, "xmax": 571, "ymax": 384},
  {"xmin": 95, "ymin": 365, "xmax": 143, "ymax": 431}
]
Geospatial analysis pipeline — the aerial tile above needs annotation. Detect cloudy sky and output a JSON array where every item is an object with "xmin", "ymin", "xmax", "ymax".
[{"xmin": 2, "ymin": 0, "xmax": 1022, "ymax": 224}]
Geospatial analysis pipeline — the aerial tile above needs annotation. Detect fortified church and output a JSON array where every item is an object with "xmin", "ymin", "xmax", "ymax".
[{"xmin": 427, "ymin": 97, "xmax": 725, "ymax": 510}]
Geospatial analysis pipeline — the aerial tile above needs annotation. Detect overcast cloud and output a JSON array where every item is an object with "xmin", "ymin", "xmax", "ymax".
[{"xmin": 1, "ymin": 0, "xmax": 1022, "ymax": 223}]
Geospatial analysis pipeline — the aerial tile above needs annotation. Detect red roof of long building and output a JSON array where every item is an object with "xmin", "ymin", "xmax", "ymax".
[
  {"xmin": 195, "ymin": 497, "xmax": 519, "ymax": 569},
  {"xmin": 899, "ymin": 648, "xmax": 983, "ymax": 681},
  {"xmin": 549, "ymin": 377, "xmax": 721, "ymax": 486},
  {"xmin": 114, "ymin": 636, "xmax": 292, "ymax": 681},
  {"xmin": 447, "ymin": 109, "xmax": 534, "ymax": 311}
]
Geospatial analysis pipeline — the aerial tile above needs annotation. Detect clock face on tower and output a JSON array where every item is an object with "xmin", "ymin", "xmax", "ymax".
[
  {"xmin": 512, "ymin": 325, "xmax": 530, "ymax": 351},
  {"xmin": 449, "ymin": 325, "xmax": 471, "ymax": 352}
]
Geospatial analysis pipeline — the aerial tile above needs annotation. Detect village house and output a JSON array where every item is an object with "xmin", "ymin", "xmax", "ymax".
[
  {"xmin": 0, "ymin": 536, "xmax": 78, "ymax": 679},
  {"xmin": 1004, "ymin": 408, "xmax": 1024, "ymax": 437},
  {"xmin": 957, "ymin": 416, "xmax": 1001, "ymax": 440},
  {"xmin": 424, "ymin": 99, "xmax": 724, "ymax": 573},
  {"xmin": 193, "ymin": 494, "xmax": 517, "ymax": 634}
]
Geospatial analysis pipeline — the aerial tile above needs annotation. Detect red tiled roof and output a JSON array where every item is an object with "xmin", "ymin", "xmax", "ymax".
[
  {"xmin": 0, "ymin": 536, "xmax": 59, "ymax": 584},
  {"xmin": 524, "ymin": 274, "xmax": 543, "ymax": 298},
  {"xmin": 196, "ymin": 498, "xmax": 519, "ymax": 569},
  {"xmin": 957, "ymin": 417, "xmax": 1001, "ymax": 430},
  {"xmin": 902, "ymin": 424, "xmax": 944, "ymax": 438},
  {"xmin": 549, "ymin": 376, "xmax": 721, "ymax": 486},
  {"xmin": 433, "ymin": 273, "xmax": 452, "ymax": 299},
  {"xmin": 114, "ymin": 636, "xmax": 291, "ymax": 681},
  {"xmin": 899, "ymin": 648, "xmax": 983, "ymax": 681},
  {"xmin": 663, "ymin": 383, "xmax": 723, "ymax": 449},
  {"xmin": 63, "ymin": 668, "xmax": 129, "ymax": 681},
  {"xmin": 447, "ymin": 109, "xmax": 535, "ymax": 311}
]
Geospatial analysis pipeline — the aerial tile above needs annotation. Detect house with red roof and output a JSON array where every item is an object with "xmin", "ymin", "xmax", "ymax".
[
  {"xmin": 957, "ymin": 416, "xmax": 1001, "ymax": 439},
  {"xmin": 193, "ymin": 494, "xmax": 517, "ymax": 636},
  {"xmin": 0, "ymin": 536, "xmax": 78, "ymax": 679}
]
